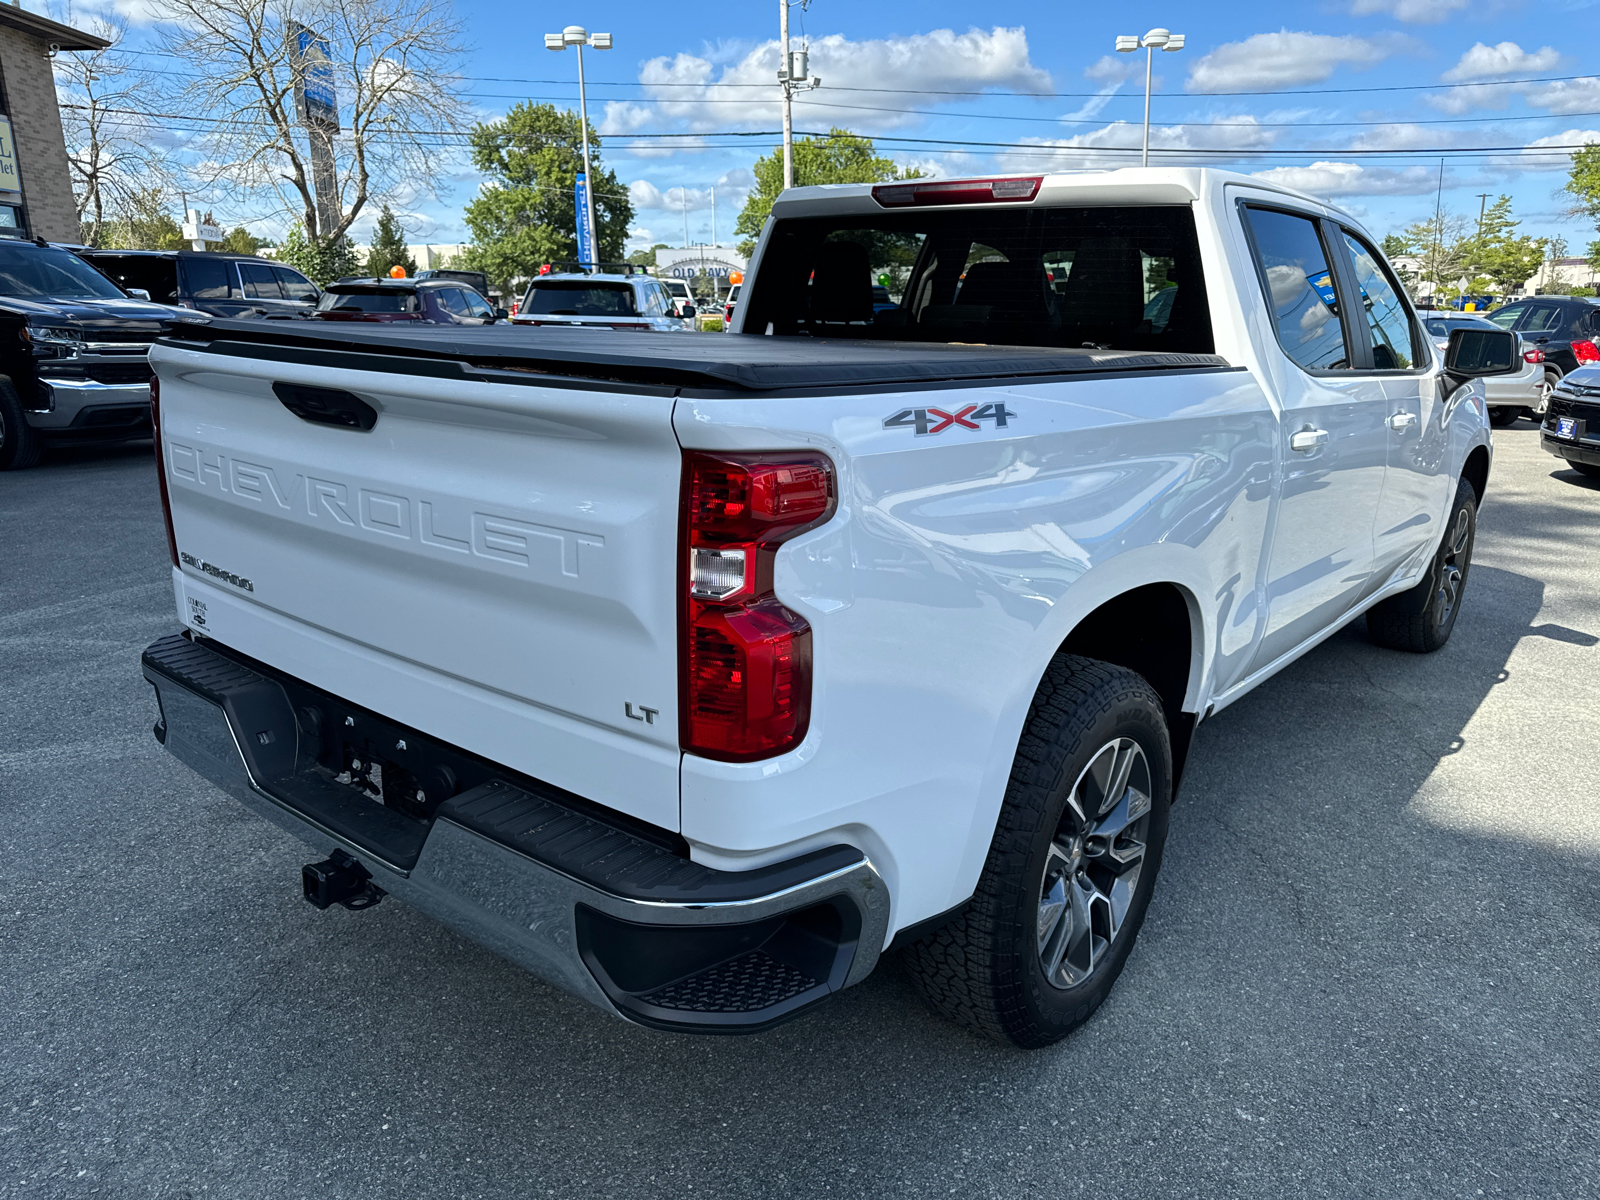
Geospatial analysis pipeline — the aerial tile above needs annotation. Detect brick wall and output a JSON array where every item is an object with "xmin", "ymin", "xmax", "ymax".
[{"xmin": 0, "ymin": 24, "xmax": 81, "ymax": 243}]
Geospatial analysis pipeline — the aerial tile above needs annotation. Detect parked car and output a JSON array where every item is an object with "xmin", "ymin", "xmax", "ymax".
[
  {"xmin": 0, "ymin": 239, "xmax": 209, "ymax": 469},
  {"xmin": 75, "ymin": 249, "xmax": 320, "ymax": 320},
  {"xmin": 1541, "ymin": 364, "xmax": 1600, "ymax": 479},
  {"xmin": 511, "ymin": 273, "xmax": 687, "ymax": 332},
  {"xmin": 662, "ymin": 278, "xmax": 696, "ymax": 319},
  {"xmin": 312, "ymin": 278, "xmax": 505, "ymax": 325},
  {"xmin": 415, "ymin": 268, "xmax": 493, "ymax": 300},
  {"xmin": 1487, "ymin": 296, "xmax": 1600, "ymax": 406},
  {"xmin": 1423, "ymin": 312, "xmax": 1546, "ymax": 425},
  {"xmin": 141, "ymin": 168, "xmax": 1511, "ymax": 1047},
  {"xmin": 721, "ymin": 282, "xmax": 741, "ymax": 330}
]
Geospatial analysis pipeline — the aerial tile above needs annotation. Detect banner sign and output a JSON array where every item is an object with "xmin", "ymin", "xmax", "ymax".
[
  {"xmin": 656, "ymin": 246, "xmax": 748, "ymax": 280},
  {"xmin": 574, "ymin": 173, "xmax": 595, "ymax": 268},
  {"xmin": 289, "ymin": 23, "xmax": 339, "ymax": 131},
  {"xmin": 0, "ymin": 116, "xmax": 21, "ymax": 202}
]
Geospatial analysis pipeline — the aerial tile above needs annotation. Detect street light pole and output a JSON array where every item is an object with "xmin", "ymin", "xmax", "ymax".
[
  {"xmin": 545, "ymin": 25, "xmax": 612, "ymax": 272},
  {"xmin": 1116, "ymin": 28, "xmax": 1185, "ymax": 168}
]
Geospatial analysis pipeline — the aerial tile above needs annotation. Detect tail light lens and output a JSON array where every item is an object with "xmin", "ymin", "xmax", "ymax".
[
  {"xmin": 1523, "ymin": 348, "xmax": 1544, "ymax": 364},
  {"xmin": 681, "ymin": 451, "xmax": 835, "ymax": 761},
  {"xmin": 1573, "ymin": 340, "xmax": 1599, "ymax": 363},
  {"xmin": 149, "ymin": 376, "xmax": 179, "ymax": 567}
]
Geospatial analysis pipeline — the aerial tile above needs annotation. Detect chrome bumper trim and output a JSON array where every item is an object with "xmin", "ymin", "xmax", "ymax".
[{"xmin": 25, "ymin": 378, "xmax": 152, "ymax": 429}]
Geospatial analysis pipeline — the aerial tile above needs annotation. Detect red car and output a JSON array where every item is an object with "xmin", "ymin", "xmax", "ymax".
[{"xmin": 313, "ymin": 278, "xmax": 504, "ymax": 325}]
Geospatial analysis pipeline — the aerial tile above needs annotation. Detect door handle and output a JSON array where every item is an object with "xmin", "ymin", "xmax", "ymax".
[
  {"xmin": 1289, "ymin": 427, "xmax": 1329, "ymax": 452},
  {"xmin": 1387, "ymin": 411, "xmax": 1418, "ymax": 431}
]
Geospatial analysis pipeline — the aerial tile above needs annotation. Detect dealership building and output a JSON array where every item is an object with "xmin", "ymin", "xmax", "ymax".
[{"xmin": 0, "ymin": 5, "xmax": 105, "ymax": 242}]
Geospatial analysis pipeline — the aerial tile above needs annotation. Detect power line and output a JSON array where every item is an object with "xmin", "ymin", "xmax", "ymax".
[{"xmin": 95, "ymin": 46, "xmax": 1597, "ymax": 100}]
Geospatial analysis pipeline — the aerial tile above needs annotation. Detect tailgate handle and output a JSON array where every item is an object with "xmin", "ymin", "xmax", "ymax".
[{"xmin": 272, "ymin": 382, "xmax": 377, "ymax": 432}]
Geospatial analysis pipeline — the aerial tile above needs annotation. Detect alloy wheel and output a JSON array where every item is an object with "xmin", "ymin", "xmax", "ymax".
[
  {"xmin": 1435, "ymin": 505, "xmax": 1472, "ymax": 628},
  {"xmin": 1036, "ymin": 738, "xmax": 1153, "ymax": 989}
]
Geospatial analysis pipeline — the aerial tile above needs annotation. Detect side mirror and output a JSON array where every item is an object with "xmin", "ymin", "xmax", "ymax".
[
  {"xmin": 681, "ymin": 305, "xmax": 696, "ymax": 319},
  {"xmin": 494, "ymin": 307, "xmax": 508, "ymax": 321},
  {"xmin": 1444, "ymin": 327, "xmax": 1518, "ymax": 378},
  {"xmin": 127, "ymin": 288, "xmax": 152, "ymax": 301}
]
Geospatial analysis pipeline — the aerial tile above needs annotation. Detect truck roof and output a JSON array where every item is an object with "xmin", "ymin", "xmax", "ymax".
[
  {"xmin": 161, "ymin": 317, "xmax": 1230, "ymax": 393},
  {"xmin": 769, "ymin": 166, "xmax": 1363, "ymax": 229}
]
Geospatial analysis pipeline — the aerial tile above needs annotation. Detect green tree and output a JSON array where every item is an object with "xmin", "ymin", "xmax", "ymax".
[
  {"xmin": 218, "ymin": 226, "xmax": 261, "ymax": 255},
  {"xmin": 364, "ymin": 205, "xmax": 417, "ymax": 278},
  {"xmin": 277, "ymin": 222, "xmax": 361, "ymax": 285},
  {"xmin": 1381, "ymin": 232, "xmax": 1411, "ymax": 257},
  {"xmin": 1403, "ymin": 210, "xmax": 1472, "ymax": 297},
  {"xmin": 1463, "ymin": 195, "xmax": 1545, "ymax": 297},
  {"xmin": 627, "ymin": 242, "xmax": 670, "ymax": 269},
  {"xmin": 1566, "ymin": 144, "xmax": 1600, "ymax": 227},
  {"xmin": 733, "ymin": 129, "xmax": 922, "ymax": 256},
  {"xmin": 460, "ymin": 102, "xmax": 633, "ymax": 292},
  {"xmin": 101, "ymin": 188, "xmax": 184, "ymax": 249}
]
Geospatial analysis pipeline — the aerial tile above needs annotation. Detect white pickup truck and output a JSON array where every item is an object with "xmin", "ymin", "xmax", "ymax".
[{"xmin": 142, "ymin": 168, "xmax": 1519, "ymax": 1048}]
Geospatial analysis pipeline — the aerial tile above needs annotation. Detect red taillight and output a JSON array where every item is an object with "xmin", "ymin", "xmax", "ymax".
[
  {"xmin": 1523, "ymin": 348, "xmax": 1544, "ymax": 364},
  {"xmin": 149, "ymin": 376, "xmax": 179, "ymax": 567},
  {"xmin": 1574, "ymin": 340, "xmax": 1599, "ymax": 363},
  {"xmin": 872, "ymin": 176, "xmax": 1041, "ymax": 208},
  {"xmin": 680, "ymin": 451, "xmax": 836, "ymax": 761}
]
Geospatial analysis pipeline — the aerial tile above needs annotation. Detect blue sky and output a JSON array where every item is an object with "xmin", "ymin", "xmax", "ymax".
[{"xmin": 79, "ymin": 0, "xmax": 1600, "ymax": 252}]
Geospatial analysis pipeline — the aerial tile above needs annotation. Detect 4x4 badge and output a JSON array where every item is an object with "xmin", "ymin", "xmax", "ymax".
[{"xmin": 883, "ymin": 402, "xmax": 1016, "ymax": 436}]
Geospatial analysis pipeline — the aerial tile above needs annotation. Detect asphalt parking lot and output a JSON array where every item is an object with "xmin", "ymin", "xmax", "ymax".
[{"xmin": 3, "ymin": 424, "xmax": 1598, "ymax": 1199}]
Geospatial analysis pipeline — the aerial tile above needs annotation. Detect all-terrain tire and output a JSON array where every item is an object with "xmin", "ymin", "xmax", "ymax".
[
  {"xmin": 0, "ymin": 378, "xmax": 42, "ymax": 470},
  {"xmin": 901, "ymin": 655, "xmax": 1172, "ymax": 1049},
  {"xmin": 1366, "ymin": 477, "xmax": 1477, "ymax": 653}
]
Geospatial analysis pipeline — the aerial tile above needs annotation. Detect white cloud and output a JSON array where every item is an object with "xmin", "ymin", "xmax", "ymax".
[
  {"xmin": 1348, "ymin": 123, "xmax": 1457, "ymax": 151},
  {"xmin": 600, "ymin": 27, "xmax": 1051, "ymax": 136},
  {"xmin": 1250, "ymin": 161, "xmax": 1443, "ymax": 197},
  {"xmin": 1084, "ymin": 55, "xmax": 1140, "ymax": 84},
  {"xmin": 996, "ymin": 115, "xmax": 1277, "ymax": 172},
  {"xmin": 1349, "ymin": 0, "xmax": 1469, "ymax": 23},
  {"xmin": 1441, "ymin": 42, "xmax": 1562, "ymax": 83},
  {"xmin": 1487, "ymin": 128, "xmax": 1600, "ymax": 172},
  {"xmin": 1525, "ymin": 77, "xmax": 1600, "ymax": 115},
  {"xmin": 1187, "ymin": 32, "xmax": 1409, "ymax": 92},
  {"xmin": 628, "ymin": 172, "xmax": 753, "ymax": 216},
  {"xmin": 1425, "ymin": 84, "xmax": 1518, "ymax": 115}
]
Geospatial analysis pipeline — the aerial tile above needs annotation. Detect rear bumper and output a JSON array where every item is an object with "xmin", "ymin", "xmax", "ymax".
[{"xmin": 142, "ymin": 632, "xmax": 888, "ymax": 1032}]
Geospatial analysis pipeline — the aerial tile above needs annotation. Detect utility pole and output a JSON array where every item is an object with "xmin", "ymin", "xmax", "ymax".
[
  {"xmin": 1475, "ymin": 193, "xmax": 1490, "ymax": 239},
  {"xmin": 777, "ymin": 0, "xmax": 821, "ymax": 190}
]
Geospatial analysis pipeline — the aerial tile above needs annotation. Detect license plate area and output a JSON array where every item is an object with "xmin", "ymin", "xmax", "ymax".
[{"xmin": 1556, "ymin": 416, "xmax": 1578, "ymax": 439}]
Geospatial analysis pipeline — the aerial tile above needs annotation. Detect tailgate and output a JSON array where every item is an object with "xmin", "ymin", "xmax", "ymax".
[{"xmin": 150, "ymin": 340, "xmax": 683, "ymax": 830}]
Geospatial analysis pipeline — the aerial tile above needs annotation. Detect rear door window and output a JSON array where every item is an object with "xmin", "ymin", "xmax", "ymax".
[
  {"xmin": 181, "ymin": 257, "xmax": 236, "ymax": 300},
  {"xmin": 1340, "ymin": 230, "xmax": 1421, "ymax": 370},
  {"xmin": 1487, "ymin": 305, "xmax": 1523, "ymax": 329},
  {"xmin": 1242, "ymin": 206, "xmax": 1351, "ymax": 371},
  {"xmin": 92, "ymin": 256, "xmax": 179, "ymax": 303},
  {"xmin": 1520, "ymin": 304, "xmax": 1564, "ymax": 333},
  {"xmin": 272, "ymin": 266, "xmax": 318, "ymax": 303},
  {"xmin": 239, "ymin": 262, "xmax": 282, "ymax": 300}
]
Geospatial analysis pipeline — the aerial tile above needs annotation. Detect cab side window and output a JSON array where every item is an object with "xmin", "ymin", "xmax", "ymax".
[
  {"xmin": 182, "ymin": 257, "xmax": 236, "ymax": 300},
  {"xmin": 1341, "ymin": 231, "xmax": 1420, "ymax": 370},
  {"xmin": 1488, "ymin": 304, "xmax": 1523, "ymax": 329},
  {"xmin": 1243, "ymin": 206, "xmax": 1351, "ymax": 372},
  {"xmin": 462, "ymin": 290, "xmax": 495, "ymax": 320},
  {"xmin": 239, "ymin": 262, "xmax": 281, "ymax": 300}
]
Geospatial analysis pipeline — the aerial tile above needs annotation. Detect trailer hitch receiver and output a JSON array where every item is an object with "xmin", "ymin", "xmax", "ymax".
[{"xmin": 302, "ymin": 850, "xmax": 386, "ymax": 911}]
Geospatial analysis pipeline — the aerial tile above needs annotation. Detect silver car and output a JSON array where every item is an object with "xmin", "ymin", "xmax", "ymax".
[
  {"xmin": 510, "ymin": 273, "xmax": 688, "ymax": 333},
  {"xmin": 1423, "ymin": 311, "xmax": 1544, "ymax": 426}
]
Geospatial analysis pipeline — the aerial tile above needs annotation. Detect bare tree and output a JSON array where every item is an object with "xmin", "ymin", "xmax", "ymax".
[
  {"xmin": 153, "ymin": 0, "xmax": 468, "ymax": 245},
  {"xmin": 53, "ymin": 14, "xmax": 176, "ymax": 246}
]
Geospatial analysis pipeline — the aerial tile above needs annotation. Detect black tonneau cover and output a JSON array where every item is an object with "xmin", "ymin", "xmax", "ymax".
[{"xmin": 159, "ymin": 317, "xmax": 1230, "ymax": 393}]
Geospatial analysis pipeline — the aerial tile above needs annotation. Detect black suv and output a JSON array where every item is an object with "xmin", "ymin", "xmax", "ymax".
[
  {"xmin": 1487, "ymin": 297, "xmax": 1600, "ymax": 394},
  {"xmin": 0, "ymin": 239, "xmax": 208, "ymax": 469},
  {"xmin": 75, "ymin": 249, "xmax": 320, "ymax": 319}
]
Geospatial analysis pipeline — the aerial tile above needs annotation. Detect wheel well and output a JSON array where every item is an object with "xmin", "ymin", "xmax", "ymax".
[
  {"xmin": 1059, "ymin": 583, "xmax": 1199, "ymax": 789},
  {"xmin": 1461, "ymin": 444, "xmax": 1490, "ymax": 506}
]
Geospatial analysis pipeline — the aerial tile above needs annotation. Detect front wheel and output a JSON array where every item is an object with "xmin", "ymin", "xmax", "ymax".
[
  {"xmin": 0, "ymin": 378, "xmax": 42, "ymax": 470},
  {"xmin": 1366, "ymin": 477, "xmax": 1477, "ymax": 653},
  {"xmin": 901, "ymin": 656, "xmax": 1171, "ymax": 1048}
]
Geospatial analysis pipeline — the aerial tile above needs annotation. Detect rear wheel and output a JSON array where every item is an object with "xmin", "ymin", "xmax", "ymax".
[
  {"xmin": 901, "ymin": 656, "xmax": 1171, "ymax": 1048},
  {"xmin": 1367, "ymin": 477, "xmax": 1477, "ymax": 653},
  {"xmin": 1488, "ymin": 406, "xmax": 1519, "ymax": 428},
  {"xmin": 0, "ymin": 378, "xmax": 42, "ymax": 470}
]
